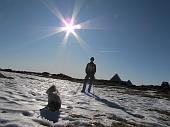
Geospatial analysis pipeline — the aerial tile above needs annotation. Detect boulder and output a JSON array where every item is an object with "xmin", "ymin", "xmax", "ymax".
[
  {"xmin": 110, "ymin": 74, "xmax": 121, "ymax": 83},
  {"xmin": 126, "ymin": 80, "xmax": 133, "ymax": 86},
  {"xmin": 161, "ymin": 81, "xmax": 170, "ymax": 89}
]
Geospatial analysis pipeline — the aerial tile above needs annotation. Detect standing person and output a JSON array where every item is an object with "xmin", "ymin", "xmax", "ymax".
[{"xmin": 81, "ymin": 57, "xmax": 96, "ymax": 93}]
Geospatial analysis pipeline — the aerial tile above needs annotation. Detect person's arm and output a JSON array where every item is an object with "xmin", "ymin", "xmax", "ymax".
[
  {"xmin": 94, "ymin": 64, "xmax": 96, "ymax": 74},
  {"xmin": 85, "ymin": 63, "xmax": 88, "ymax": 74}
]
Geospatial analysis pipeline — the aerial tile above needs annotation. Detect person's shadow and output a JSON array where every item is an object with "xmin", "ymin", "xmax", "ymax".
[
  {"xmin": 85, "ymin": 92, "xmax": 140, "ymax": 118},
  {"xmin": 40, "ymin": 107, "xmax": 60, "ymax": 123}
]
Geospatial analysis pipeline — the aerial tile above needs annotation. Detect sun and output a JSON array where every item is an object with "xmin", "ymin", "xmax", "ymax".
[
  {"xmin": 65, "ymin": 22, "xmax": 74, "ymax": 34},
  {"xmin": 40, "ymin": 0, "xmax": 99, "ymax": 49},
  {"xmin": 61, "ymin": 18, "xmax": 81, "ymax": 37}
]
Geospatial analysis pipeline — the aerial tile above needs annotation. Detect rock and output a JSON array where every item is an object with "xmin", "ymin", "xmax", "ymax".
[
  {"xmin": 160, "ymin": 81, "xmax": 170, "ymax": 94},
  {"xmin": 41, "ymin": 72, "xmax": 50, "ymax": 77},
  {"xmin": 161, "ymin": 81, "xmax": 170, "ymax": 89},
  {"xmin": 126, "ymin": 80, "xmax": 133, "ymax": 86},
  {"xmin": 22, "ymin": 111, "xmax": 34, "ymax": 117},
  {"xmin": 1, "ymin": 110, "xmax": 7, "ymax": 113},
  {"xmin": 110, "ymin": 74, "xmax": 122, "ymax": 83},
  {"xmin": 51, "ymin": 73, "xmax": 73, "ymax": 80}
]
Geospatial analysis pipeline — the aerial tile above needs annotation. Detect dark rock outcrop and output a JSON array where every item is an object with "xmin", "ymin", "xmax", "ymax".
[
  {"xmin": 160, "ymin": 81, "xmax": 170, "ymax": 94},
  {"xmin": 41, "ymin": 72, "xmax": 50, "ymax": 77},
  {"xmin": 50, "ymin": 73, "xmax": 73, "ymax": 80},
  {"xmin": 126, "ymin": 80, "xmax": 133, "ymax": 86},
  {"xmin": 161, "ymin": 81, "xmax": 170, "ymax": 89},
  {"xmin": 110, "ymin": 74, "xmax": 121, "ymax": 83}
]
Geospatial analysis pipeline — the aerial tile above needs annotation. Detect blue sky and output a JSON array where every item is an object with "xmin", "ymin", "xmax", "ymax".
[{"xmin": 0, "ymin": 0, "xmax": 170, "ymax": 85}]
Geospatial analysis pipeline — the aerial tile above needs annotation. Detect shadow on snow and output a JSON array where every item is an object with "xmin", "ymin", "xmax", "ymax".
[{"xmin": 85, "ymin": 92, "xmax": 142, "ymax": 118}]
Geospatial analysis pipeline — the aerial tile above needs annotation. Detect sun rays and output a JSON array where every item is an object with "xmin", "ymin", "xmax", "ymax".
[
  {"xmin": 60, "ymin": 17, "xmax": 82, "ymax": 47},
  {"xmin": 40, "ymin": 0, "xmax": 93, "ymax": 49}
]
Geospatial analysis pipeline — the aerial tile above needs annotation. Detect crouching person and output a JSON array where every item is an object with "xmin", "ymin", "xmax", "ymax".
[{"xmin": 46, "ymin": 85, "xmax": 61, "ymax": 112}]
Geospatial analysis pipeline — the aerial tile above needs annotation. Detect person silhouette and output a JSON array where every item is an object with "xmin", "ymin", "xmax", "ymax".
[{"xmin": 81, "ymin": 57, "xmax": 96, "ymax": 93}]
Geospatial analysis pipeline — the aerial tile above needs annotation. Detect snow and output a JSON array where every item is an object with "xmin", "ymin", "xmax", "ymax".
[{"xmin": 0, "ymin": 71, "xmax": 170, "ymax": 127}]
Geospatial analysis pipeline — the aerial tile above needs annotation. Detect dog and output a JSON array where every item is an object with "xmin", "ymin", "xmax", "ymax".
[{"xmin": 46, "ymin": 85, "xmax": 61, "ymax": 112}]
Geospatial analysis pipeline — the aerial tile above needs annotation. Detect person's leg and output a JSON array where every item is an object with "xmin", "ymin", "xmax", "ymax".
[
  {"xmin": 81, "ymin": 75, "xmax": 89, "ymax": 92},
  {"xmin": 88, "ymin": 75, "xmax": 94, "ymax": 93}
]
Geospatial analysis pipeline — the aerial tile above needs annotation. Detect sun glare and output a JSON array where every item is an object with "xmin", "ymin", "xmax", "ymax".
[
  {"xmin": 63, "ymin": 18, "xmax": 75, "ymax": 34},
  {"xmin": 61, "ymin": 18, "xmax": 81, "ymax": 37},
  {"xmin": 41, "ymin": 0, "xmax": 97, "ymax": 49}
]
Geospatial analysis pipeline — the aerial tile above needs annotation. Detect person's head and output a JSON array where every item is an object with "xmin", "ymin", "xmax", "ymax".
[{"xmin": 90, "ymin": 57, "xmax": 94, "ymax": 62}]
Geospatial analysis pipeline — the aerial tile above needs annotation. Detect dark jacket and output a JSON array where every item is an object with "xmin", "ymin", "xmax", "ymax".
[{"xmin": 86, "ymin": 62, "xmax": 96, "ymax": 75}]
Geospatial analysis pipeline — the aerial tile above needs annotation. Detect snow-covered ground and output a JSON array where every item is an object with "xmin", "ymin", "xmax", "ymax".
[{"xmin": 0, "ymin": 71, "xmax": 170, "ymax": 127}]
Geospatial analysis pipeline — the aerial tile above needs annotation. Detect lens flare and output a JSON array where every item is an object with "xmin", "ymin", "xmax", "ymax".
[
  {"xmin": 61, "ymin": 17, "xmax": 81, "ymax": 37},
  {"xmin": 40, "ymin": 0, "xmax": 101, "ymax": 50}
]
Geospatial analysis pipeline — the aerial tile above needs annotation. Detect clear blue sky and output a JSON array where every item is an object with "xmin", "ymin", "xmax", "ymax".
[{"xmin": 0, "ymin": 0, "xmax": 170, "ymax": 85}]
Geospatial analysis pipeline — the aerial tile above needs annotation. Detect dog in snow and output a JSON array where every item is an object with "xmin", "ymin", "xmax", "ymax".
[{"xmin": 46, "ymin": 85, "xmax": 61, "ymax": 112}]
